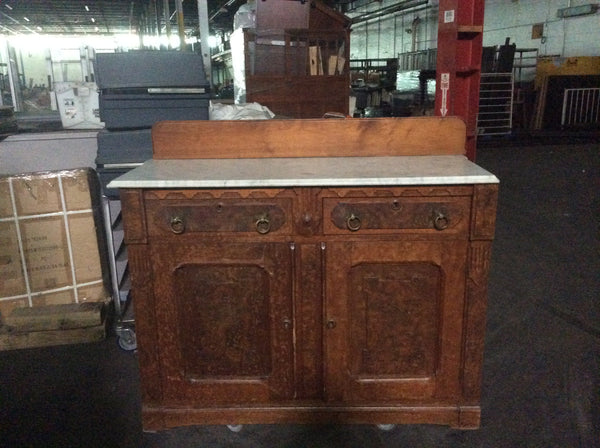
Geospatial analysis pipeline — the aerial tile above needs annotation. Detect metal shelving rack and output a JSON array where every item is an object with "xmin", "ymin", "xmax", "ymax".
[
  {"xmin": 101, "ymin": 196, "xmax": 136, "ymax": 351},
  {"xmin": 513, "ymin": 48, "xmax": 538, "ymax": 84},
  {"xmin": 477, "ymin": 72, "xmax": 514, "ymax": 136}
]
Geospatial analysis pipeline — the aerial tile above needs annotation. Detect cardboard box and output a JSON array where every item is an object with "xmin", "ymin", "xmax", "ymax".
[{"xmin": 0, "ymin": 169, "xmax": 109, "ymax": 320}]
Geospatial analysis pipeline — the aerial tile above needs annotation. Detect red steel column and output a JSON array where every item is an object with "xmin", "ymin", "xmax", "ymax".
[{"xmin": 435, "ymin": 0, "xmax": 485, "ymax": 161}]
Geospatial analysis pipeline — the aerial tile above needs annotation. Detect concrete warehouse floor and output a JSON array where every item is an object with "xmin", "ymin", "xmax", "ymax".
[{"xmin": 0, "ymin": 139, "xmax": 598, "ymax": 448}]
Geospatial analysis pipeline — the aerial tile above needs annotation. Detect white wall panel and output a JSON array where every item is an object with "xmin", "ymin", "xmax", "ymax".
[
  {"xmin": 348, "ymin": 0, "xmax": 598, "ymax": 60},
  {"xmin": 560, "ymin": 15, "xmax": 600, "ymax": 56},
  {"xmin": 378, "ymin": 17, "xmax": 396, "ymax": 59},
  {"xmin": 483, "ymin": 0, "xmax": 600, "ymax": 57}
]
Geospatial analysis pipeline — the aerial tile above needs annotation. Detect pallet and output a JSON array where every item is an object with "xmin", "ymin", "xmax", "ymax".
[{"xmin": 0, "ymin": 302, "xmax": 107, "ymax": 351}]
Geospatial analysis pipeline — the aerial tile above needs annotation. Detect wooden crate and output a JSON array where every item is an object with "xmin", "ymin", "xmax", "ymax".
[{"xmin": 0, "ymin": 302, "xmax": 106, "ymax": 351}]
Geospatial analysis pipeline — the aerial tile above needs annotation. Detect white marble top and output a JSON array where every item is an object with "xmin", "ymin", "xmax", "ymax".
[{"xmin": 107, "ymin": 155, "xmax": 499, "ymax": 189}]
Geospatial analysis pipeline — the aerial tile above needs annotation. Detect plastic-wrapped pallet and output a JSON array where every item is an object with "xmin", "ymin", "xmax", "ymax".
[{"xmin": 0, "ymin": 168, "xmax": 110, "ymax": 320}]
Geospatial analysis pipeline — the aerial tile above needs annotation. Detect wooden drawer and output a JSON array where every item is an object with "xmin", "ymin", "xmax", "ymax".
[
  {"xmin": 145, "ymin": 198, "xmax": 293, "ymax": 236},
  {"xmin": 323, "ymin": 196, "xmax": 471, "ymax": 235}
]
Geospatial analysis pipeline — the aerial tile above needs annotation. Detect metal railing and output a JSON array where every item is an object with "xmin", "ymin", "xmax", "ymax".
[
  {"xmin": 477, "ymin": 73, "xmax": 514, "ymax": 136},
  {"xmin": 397, "ymin": 48, "xmax": 437, "ymax": 71},
  {"xmin": 561, "ymin": 88, "xmax": 600, "ymax": 127}
]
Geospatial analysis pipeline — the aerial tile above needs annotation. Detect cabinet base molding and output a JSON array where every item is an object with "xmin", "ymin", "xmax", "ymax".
[{"xmin": 142, "ymin": 404, "xmax": 481, "ymax": 431}]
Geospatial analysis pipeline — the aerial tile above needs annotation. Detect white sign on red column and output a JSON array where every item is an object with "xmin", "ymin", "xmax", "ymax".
[{"xmin": 440, "ymin": 73, "xmax": 450, "ymax": 117}]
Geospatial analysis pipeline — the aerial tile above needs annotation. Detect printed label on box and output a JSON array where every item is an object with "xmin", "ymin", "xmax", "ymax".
[
  {"xmin": 0, "ymin": 222, "xmax": 26, "ymax": 296},
  {"xmin": 20, "ymin": 216, "xmax": 71, "ymax": 292}
]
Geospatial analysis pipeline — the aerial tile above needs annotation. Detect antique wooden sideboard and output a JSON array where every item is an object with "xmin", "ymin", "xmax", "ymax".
[{"xmin": 108, "ymin": 117, "xmax": 498, "ymax": 432}]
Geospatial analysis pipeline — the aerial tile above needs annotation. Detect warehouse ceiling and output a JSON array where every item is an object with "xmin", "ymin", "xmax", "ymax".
[
  {"xmin": 0, "ymin": 0, "xmax": 243, "ymax": 35},
  {"xmin": 0, "ymin": 0, "xmax": 347, "ymax": 36}
]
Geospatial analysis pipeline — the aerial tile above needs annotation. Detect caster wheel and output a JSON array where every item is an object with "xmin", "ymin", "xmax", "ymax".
[
  {"xmin": 117, "ymin": 329, "xmax": 137, "ymax": 351},
  {"xmin": 376, "ymin": 424, "xmax": 396, "ymax": 431},
  {"xmin": 227, "ymin": 424, "xmax": 243, "ymax": 433}
]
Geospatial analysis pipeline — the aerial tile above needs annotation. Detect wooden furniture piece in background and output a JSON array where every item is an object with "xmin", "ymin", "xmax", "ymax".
[
  {"xmin": 109, "ymin": 117, "xmax": 498, "ymax": 432},
  {"xmin": 243, "ymin": 1, "xmax": 351, "ymax": 118}
]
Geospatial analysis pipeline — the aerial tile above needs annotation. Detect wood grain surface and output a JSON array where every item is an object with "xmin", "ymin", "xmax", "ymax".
[{"xmin": 151, "ymin": 117, "xmax": 466, "ymax": 159}]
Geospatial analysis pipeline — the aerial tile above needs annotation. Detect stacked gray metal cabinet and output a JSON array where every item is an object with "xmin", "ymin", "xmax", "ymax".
[
  {"xmin": 95, "ymin": 50, "xmax": 211, "ymax": 196},
  {"xmin": 94, "ymin": 51, "xmax": 210, "ymax": 349}
]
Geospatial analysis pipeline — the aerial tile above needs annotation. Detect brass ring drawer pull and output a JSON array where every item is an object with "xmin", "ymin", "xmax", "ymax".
[
  {"xmin": 433, "ymin": 211, "xmax": 449, "ymax": 231},
  {"xmin": 170, "ymin": 215, "xmax": 185, "ymax": 234},
  {"xmin": 346, "ymin": 213, "xmax": 362, "ymax": 231},
  {"xmin": 255, "ymin": 216, "xmax": 271, "ymax": 234}
]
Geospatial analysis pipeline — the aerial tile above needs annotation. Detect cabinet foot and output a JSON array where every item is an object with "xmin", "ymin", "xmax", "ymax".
[
  {"xmin": 227, "ymin": 424, "xmax": 243, "ymax": 433},
  {"xmin": 376, "ymin": 424, "xmax": 396, "ymax": 431}
]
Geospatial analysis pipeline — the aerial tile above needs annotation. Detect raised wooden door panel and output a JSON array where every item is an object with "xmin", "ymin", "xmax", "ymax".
[
  {"xmin": 150, "ymin": 241, "xmax": 295, "ymax": 405},
  {"xmin": 348, "ymin": 262, "xmax": 440, "ymax": 377},
  {"xmin": 325, "ymin": 240, "xmax": 468, "ymax": 403}
]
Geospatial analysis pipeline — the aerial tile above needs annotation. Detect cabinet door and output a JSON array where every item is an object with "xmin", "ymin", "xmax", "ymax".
[
  {"xmin": 325, "ymin": 240, "xmax": 467, "ymax": 403},
  {"xmin": 150, "ymin": 241, "xmax": 295, "ymax": 405}
]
